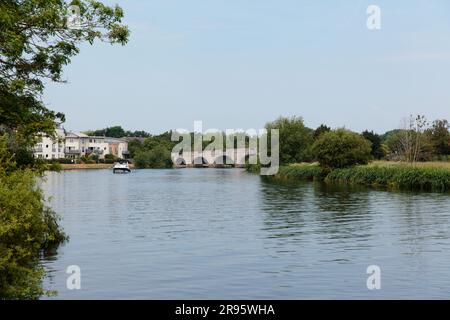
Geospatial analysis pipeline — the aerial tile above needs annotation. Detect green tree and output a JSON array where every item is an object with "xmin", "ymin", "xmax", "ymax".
[
  {"xmin": 143, "ymin": 131, "xmax": 176, "ymax": 151},
  {"xmin": 313, "ymin": 124, "xmax": 331, "ymax": 140},
  {"xmin": 1, "ymin": 0, "xmax": 129, "ymax": 162},
  {"xmin": 127, "ymin": 139, "xmax": 144, "ymax": 158},
  {"xmin": 265, "ymin": 116, "xmax": 314, "ymax": 164},
  {"xmin": 428, "ymin": 119, "xmax": 450, "ymax": 156},
  {"xmin": 0, "ymin": 0, "xmax": 129, "ymax": 96},
  {"xmin": 0, "ymin": 0, "xmax": 129, "ymax": 299},
  {"xmin": 134, "ymin": 146, "xmax": 172, "ymax": 169},
  {"xmin": 0, "ymin": 136, "xmax": 67, "ymax": 299},
  {"xmin": 362, "ymin": 130, "xmax": 385, "ymax": 159},
  {"xmin": 312, "ymin": 129, "xmax": 372, "ymax": 169},
  {"xmin": 384, "ymin": 115, "xmax": 432, "ymax": 162},
  {"xmin": 130, "ymin": 130, "xmax": 151, "ymax": 138},
  {"xmin": 85, "ymin": 126, "xmax": 126, "ymax": 138},
  {"xmin": 104, "ymin": 126, "xmax": 126, "ymax": 138}
]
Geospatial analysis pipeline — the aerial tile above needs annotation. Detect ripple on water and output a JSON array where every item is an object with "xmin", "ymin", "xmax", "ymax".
[{"xmin": 40, "ymin": 169, "xmax": 450, "ymax": 299}]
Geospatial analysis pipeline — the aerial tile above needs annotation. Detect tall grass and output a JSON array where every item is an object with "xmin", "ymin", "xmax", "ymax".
[
  {"xmin": 271, "ymin": 163, "xmax": 450, "ymax": 192},
  {"xmin": 327, "ymin": 165, "xmax": 450, "ymax": 192},
  {"xmin": 273, "ymin": 163, "xmax": 326, "ymax": 181}
]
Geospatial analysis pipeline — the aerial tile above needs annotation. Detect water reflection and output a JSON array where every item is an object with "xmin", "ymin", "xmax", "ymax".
[{"xmin": 40, "ymin": 169, "xmax": 450, "ymax": 299}]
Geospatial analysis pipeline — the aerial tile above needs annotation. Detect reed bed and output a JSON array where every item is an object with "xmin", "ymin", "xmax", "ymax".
[
  {"xmin": 274, "ymin": 163, "xmax": 326, "ymax": 181},
  {"xmin": 272, "ymin": 162, "xmax": 450, "ymax": 192}
]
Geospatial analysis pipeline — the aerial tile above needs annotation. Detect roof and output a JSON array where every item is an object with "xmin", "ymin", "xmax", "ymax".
[
  {"xmin": 105, "ymin": 137, "xmax": 128, "ymax": 143},
  {"xmin": 66, "ymin": 132, "xmax": 89, "ymax": 138},
  {"xmin": 123, "ymin": 136, "xmax": 145, "ymax": 143}
]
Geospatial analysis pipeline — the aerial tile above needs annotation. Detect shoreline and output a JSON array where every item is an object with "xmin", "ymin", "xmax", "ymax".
[
  {"xmin": 60, "ymin": 163, "xmax": 135, "ymax": 170},
  {"xmin": 261, "ymin": 161, "xmax": 450, "ymax": 192}
]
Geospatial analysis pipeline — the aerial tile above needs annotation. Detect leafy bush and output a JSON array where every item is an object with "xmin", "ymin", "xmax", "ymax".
[
  {"xmin": 47, "ymin": 162, "xmax": 62, "ymax": 172},
  {"xmin": 0, "ymin": 137, "xmax": 67, "ymax": 299},
  {"xmin": 79, "ymin": 156, "xmax": 95, "ymax": 164},
  {"xmin": 105, "ymin": 154, "xmax": 116, "ymax": 160},
  {"xmin": 265, "ymin": 116, "xmax": 314, "ymax": 164},
  {"xmin": 49, "ymin": 158, "xmax": 74, "ymax": 164},
  {"xmin": 362, "ymin": 130, "xmax": 386, "ymax": 159},
  {"xmin": 102, "ymin": 154, "xmax": 117, "ymax": 164},
  {"xmin": 245, "ymin": 163, "xmax": 261, "ymax": 173},
  {"xmin": 134, "ymin": 146, "xmax": 172, "ymax": 168},
  {"xmin": 312, "ymin": 129, "xmax": 372, "ymax": 169}
]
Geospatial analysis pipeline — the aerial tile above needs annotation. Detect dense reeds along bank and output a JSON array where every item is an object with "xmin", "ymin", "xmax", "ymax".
[{"xmin": 266, "ymin": 162, "xmax": 450, "ymax": 192}]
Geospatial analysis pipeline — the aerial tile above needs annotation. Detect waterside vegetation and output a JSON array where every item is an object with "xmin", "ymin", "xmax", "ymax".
[
  {"xmin": 252, "ymin": 116, "xmax": 450, "ymax": 192},
  {"xmin": 271, "ymin": 162, "xmax": 450, "ymax": 192},
  {"xmin": 0, "ymin": 0, "xmax": 129, "ymax": 299}
]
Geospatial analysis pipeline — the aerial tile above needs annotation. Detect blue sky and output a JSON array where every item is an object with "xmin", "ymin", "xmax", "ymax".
[{"xmin": 45, "ymin": 0, "xmax": 450, "ymax": 134}]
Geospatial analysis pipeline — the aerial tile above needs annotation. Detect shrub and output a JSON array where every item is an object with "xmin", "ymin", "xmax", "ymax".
[
  {"xmin": 47, "ymin": 162, "xmax": 62, "ymax": 172},
  {"xmin": 0, "ymin": 136, "xmax": 67, "ymax": 299},
  {"xmin": 55, "ymin": 158, "xmax": 75, "ymax": 164},
  {"xmin": 134, "ymin": 146, "xmax": 172, "ymax": 168},
  {"xmin": 362, "ymin": 130, "xmax": 386, "ymax": 159},
  {"xmin": 105, "ymin": 154, "xmax": 116, "ymax": 160},
  {"xmin": 245, "ymin": 163, "xmax": 261, "ymax": 173},
  {"xmin": 312, "ymin": 129, "xmax": 372, "ymax": 169},
  {"xmin": 265, "ymin": 116, "xmax": 314, "ymax": 164}
]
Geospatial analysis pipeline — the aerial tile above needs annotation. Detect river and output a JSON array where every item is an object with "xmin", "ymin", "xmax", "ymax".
[{"xmin": 40, "ymin": 169, "xmax": 450, "ymax": 299}]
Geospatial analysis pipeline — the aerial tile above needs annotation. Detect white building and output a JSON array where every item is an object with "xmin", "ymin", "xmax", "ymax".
[
  {"xmin": 33, "ymin": 128, "xmax": 66, "ymax": 160},
  {"xmin": 106, "ymin": 138, "xmax": 130, "ymax": 159},
  {"xmin": 86, "ymin": 136, "xmax": 110, "ymax": 158},
  {"xmin": 65, "ymin": 132, "xmax": 113, "ymax": 159},
  {"xmin": 64, "ymin": 132, "xmax": 89, "ymax": 158},
  {"xmin": 33, "ymin": 130, "xmax": 129, "ymax": 160}
]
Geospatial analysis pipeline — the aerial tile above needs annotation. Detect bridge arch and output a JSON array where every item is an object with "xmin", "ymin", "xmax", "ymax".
[
  {"xmin": 239, "ymin": 154, "xmax": 252, "ymax": 166},
  {"xmin": 213, "ymin": 155, "xmax": 234, "ymax": 167},
  {"xmin": 193, "ymin": 157, "xmax": 209, "ymax": 167},
  {"xmin": 174, "ymin": 157, "xmax": 187, "ymax": 166}
]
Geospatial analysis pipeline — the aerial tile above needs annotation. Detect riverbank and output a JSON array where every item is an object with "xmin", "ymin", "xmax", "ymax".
[
  {"xmin": 60, "ymin": 163, "xmax": 135, "ymax": 170},
  {"xmin": 267, "ymin": 161, "xmax": 450, "ymax": 192}
]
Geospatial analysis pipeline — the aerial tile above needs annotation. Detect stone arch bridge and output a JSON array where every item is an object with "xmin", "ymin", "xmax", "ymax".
[{"xmin": 171, "ymin": 148, "xmax": 257, "ymax": 168}]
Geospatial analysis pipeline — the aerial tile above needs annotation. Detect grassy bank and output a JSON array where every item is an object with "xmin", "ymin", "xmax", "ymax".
[
  {"xmin": 60, "ymin": 163, "xmax": 135, "ymax": 170},
  {"xmin": 269, "ymin": 161, "xmax": 450, "ymax": 192},
  {"xmin": 275, "ymin": 163, "xmax": 326, "ymax": 181}
]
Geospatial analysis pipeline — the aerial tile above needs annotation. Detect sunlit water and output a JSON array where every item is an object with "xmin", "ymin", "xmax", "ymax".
[{"xmin": 40, "ymin": 169, "xmax": 450, "ymax": 299}]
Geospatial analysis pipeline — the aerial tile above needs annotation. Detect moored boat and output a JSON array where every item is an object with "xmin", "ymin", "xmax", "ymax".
[{"xmin": 113, "ymin": 160, "xmax": 131, "ymax": 173}]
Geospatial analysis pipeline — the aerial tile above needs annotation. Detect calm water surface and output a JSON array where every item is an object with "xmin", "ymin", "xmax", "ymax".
[{"xmin": 41, "ymin": 169, "xmax": 450, "ymax": 299}]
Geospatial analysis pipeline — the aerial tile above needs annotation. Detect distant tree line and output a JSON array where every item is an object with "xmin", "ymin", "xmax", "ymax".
[
  {"xmin": 84, "ymin": 126, "xmax": 151, "ymax": 138},
  {"xmin": 265, "ymin": 115, "xmax": 449, "ymax": 170},
  {"xmin": 87, "ymin": 115, "xmax": 450, "ymax": 170}
]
